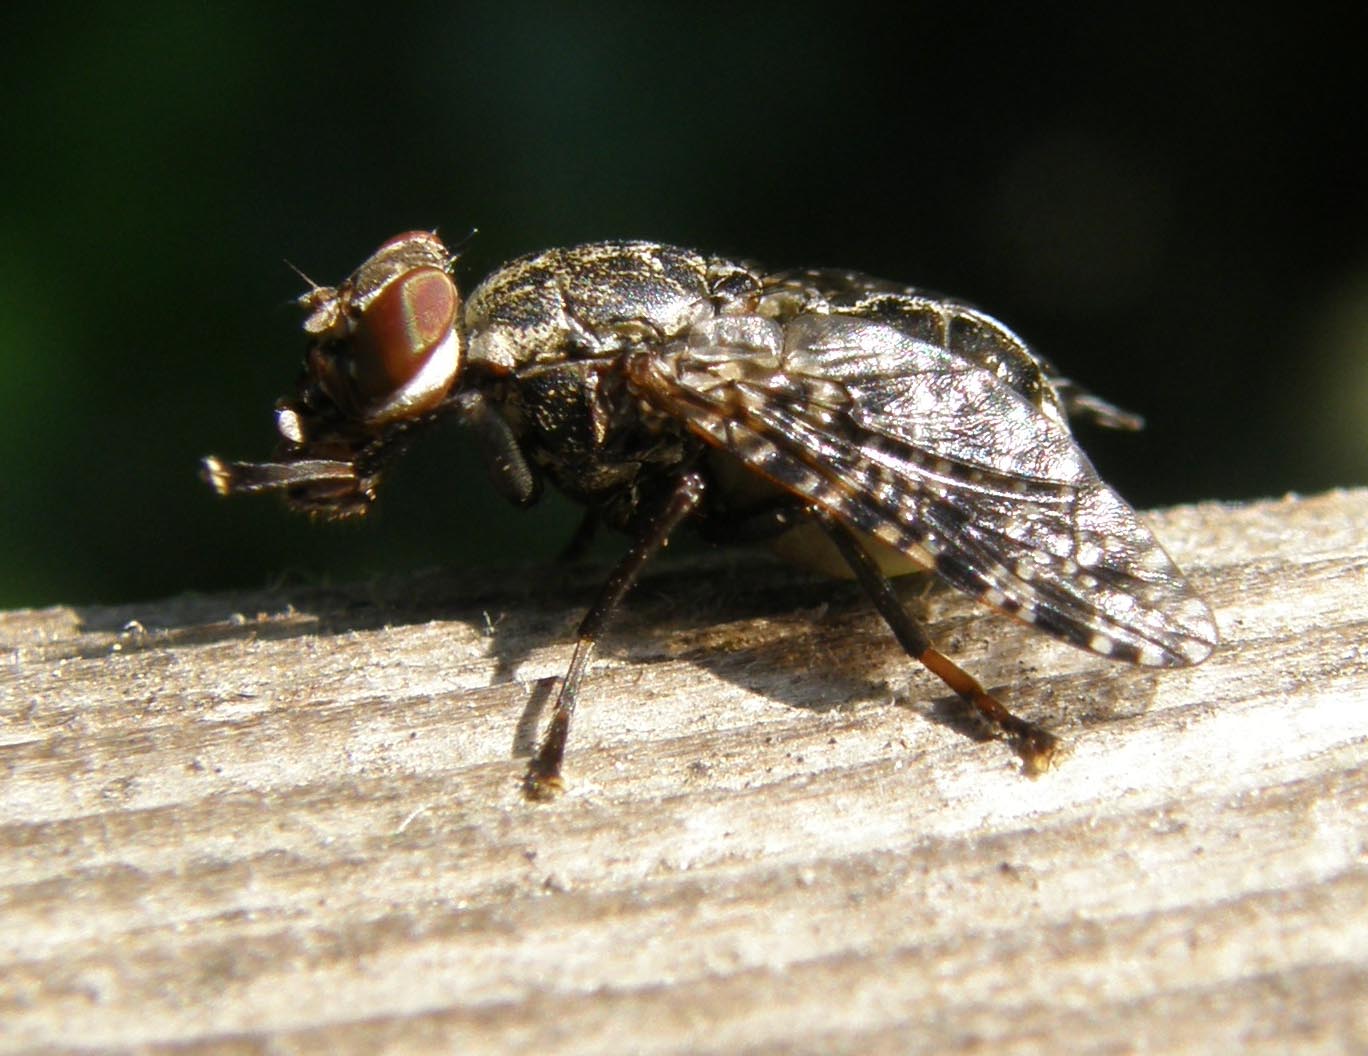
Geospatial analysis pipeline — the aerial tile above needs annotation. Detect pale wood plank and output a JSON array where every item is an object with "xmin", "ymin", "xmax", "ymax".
[{"xmin": 2, "ymin": 490, "xmax": 1366, "ymax": 1054}]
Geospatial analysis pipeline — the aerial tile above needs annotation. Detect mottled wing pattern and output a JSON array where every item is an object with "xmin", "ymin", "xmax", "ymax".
[{"xmin": 636, "ymin": 312, "xmax": 1217, "ymax": 667}]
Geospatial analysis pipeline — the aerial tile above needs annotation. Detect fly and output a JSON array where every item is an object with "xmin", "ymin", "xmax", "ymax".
[{"xmin": 202, "ymin": 232, "xmax": 1218, "ymax": 798}]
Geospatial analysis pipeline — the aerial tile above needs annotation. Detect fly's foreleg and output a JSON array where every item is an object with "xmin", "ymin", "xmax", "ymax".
[
  {"xmin": 451, "ymin": 390, "xmax": 542, "ymax": 507},
  {"xmin": 525, "ymin": 472, "xmax": 707, "ymax": 799},
  {"xmin": 813, "ymin": 510, "xmax": 1059, "ymax": 774}
]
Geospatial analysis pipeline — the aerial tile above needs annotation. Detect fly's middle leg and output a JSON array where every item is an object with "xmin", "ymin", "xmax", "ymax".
[{"xmin": 524, "ymin": 471, "xmax": 707, "ymax": 799}]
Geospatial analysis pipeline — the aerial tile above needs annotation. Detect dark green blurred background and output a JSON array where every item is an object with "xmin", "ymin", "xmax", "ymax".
[{"xmin": 3, "ymin": 4, "xmax": 1364, "ymax": 609}]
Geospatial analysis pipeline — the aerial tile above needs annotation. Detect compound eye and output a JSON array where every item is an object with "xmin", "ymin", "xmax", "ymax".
[{"xmin": 348, "ymin": 265, "xmax": 462, "ymax": 423}]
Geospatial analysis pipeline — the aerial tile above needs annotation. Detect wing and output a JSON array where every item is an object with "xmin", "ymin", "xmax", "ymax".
[
  {"xmin": 631, "ymin": 312, "xmax": 1217, "ymax": 667},
  {"xmin": 762, "ymin": 267, "xmax": 1147, "ymax": 431}
]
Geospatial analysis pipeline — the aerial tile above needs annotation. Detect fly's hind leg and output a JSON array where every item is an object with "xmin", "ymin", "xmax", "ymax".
[{"xmin": 812, "ymin": 510, "xmax": 1060, "ymax": 774}]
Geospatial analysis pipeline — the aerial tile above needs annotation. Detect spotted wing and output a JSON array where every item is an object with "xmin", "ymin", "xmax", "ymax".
[{"xmin": 635, "ymin": 312, "xmax": 1217, "ymax": 667}]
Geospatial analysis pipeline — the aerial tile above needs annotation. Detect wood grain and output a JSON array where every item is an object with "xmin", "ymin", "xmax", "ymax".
[{"xmin": 2, "ymin": 490, "xmax": 1366, "ymax": 1054}]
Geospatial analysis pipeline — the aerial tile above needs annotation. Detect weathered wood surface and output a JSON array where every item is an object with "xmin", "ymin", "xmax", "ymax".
[{"xmin": 2, "ymin": 489, "xmax": 1366, "ymax": 1054}]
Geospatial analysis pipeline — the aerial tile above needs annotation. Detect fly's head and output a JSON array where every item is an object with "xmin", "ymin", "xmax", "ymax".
[
  {"xmin": 296, "ymin": 231, "xmax": 463, "ymax": 426},
  {"xmin": 202, "ymin": 231, "xmax": 464, "ymax": 517}
]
